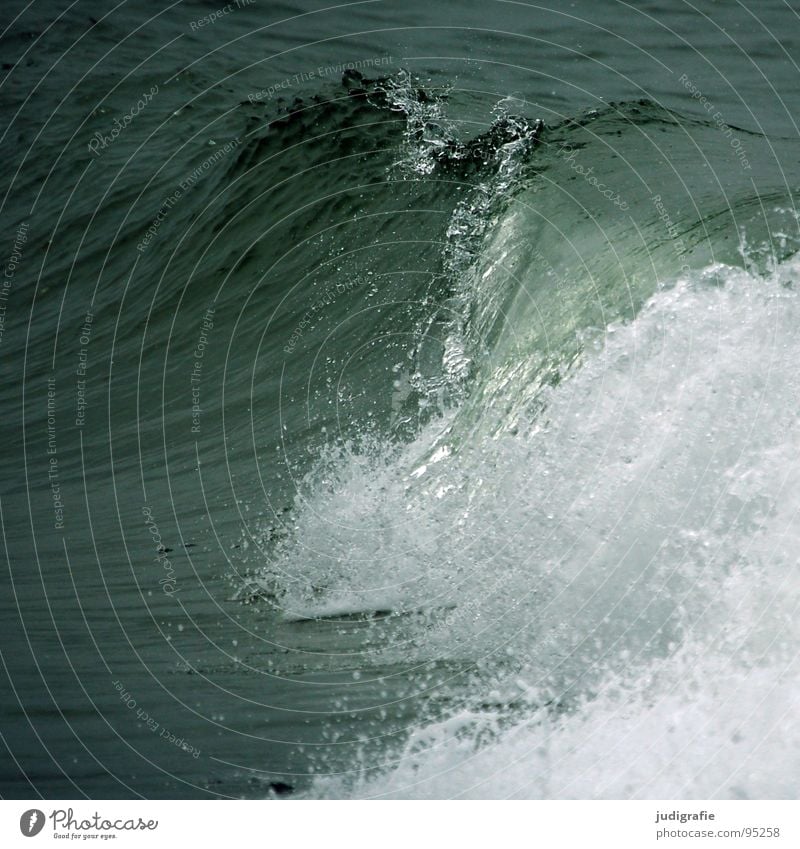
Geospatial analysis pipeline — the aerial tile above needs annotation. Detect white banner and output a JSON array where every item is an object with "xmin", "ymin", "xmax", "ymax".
[{"xmin": 1, "ymin": 800, "xmax": 797, "ymax": 848}]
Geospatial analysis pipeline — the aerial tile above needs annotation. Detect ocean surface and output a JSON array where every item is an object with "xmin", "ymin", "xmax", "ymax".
[{"xmin": 2, "ymin": 0, "xmax": 800, "ymax": 799}]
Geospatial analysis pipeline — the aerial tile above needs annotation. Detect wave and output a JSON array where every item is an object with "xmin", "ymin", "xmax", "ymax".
[
  {"xmin": 226, "ymin": 73, "xmax": 800, "ymax": 798},
  {"xmin": 303, "ymin": 256, "xmax": 800, "ymax": 798}
]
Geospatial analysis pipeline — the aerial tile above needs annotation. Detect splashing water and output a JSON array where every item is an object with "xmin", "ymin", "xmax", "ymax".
[{"xmin": 263, "ymin": 254, "xmax": 800, "ymax": 798}]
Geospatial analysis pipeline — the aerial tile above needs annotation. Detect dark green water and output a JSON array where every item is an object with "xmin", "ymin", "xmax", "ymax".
[{"xmin": 2, "ymin": 0, "xmax": 800, "ymax": 799}]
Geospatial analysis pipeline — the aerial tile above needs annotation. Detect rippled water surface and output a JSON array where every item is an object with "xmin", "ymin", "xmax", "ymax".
[{"xmin": 2, "ymin": 0, "xmax": 800, "ymax": 799}]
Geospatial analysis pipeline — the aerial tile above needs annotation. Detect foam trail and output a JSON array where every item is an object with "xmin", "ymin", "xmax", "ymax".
[{"xmin": 290, "ymin": 257, "xmax": 800, "ymax": 798}]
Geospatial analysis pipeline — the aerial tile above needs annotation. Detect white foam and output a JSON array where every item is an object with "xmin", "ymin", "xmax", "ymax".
[{"xmin": 263, "ymin": 256, "xmax": 800, "ymax": 797}]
